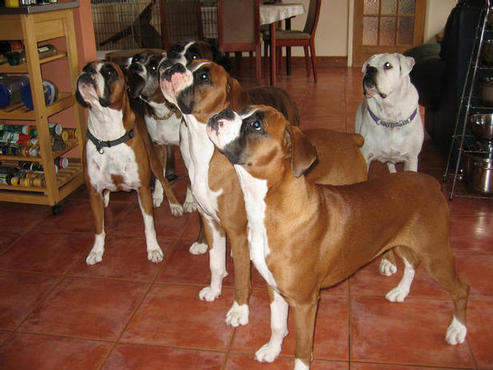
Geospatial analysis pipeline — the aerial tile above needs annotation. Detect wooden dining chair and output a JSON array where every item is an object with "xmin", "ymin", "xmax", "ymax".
[
  {"xmin": 263, "ymin": 0, "xmax": 322, "ymax": 82},
  {"xmin": 217, "ymin": 0, "xmax": 262, "ymax": 82},
  {"xmin": 160, "ymin": 0, "xmax": 203, "ymax": 51}
]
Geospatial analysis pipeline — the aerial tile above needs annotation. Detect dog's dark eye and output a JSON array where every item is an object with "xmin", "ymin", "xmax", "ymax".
[
  {"xmin": 199, "ymin": 72, "xmax": 209, "ymax": 81},
  {"xmin": 191, "ymin": 53, "xmax": 199, "ymax": 60},
  {"xmin": 383, "ymin": 62, "xmax": 392, "ymax": 70}
]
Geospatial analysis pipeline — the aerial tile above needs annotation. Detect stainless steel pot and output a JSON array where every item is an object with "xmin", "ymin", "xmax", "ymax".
[
  {"xmin": 479, "ymin": 80, "xmax": 493, "ymax": 106},
  {"xmin": 469, "ymin": 113, "xmax": 493, "ymax": 141},
  {"xmin": 463, "ymin": 153, "xmax": 493, "ymax": 195}
]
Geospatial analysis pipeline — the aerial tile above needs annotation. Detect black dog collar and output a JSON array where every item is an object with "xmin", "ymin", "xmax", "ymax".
[{"xmin": 86, "ymin": 129, "xmax": 134, "ymax": 154}]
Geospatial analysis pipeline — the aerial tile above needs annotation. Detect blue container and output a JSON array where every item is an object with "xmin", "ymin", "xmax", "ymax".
[
  {"xmin": 0, "ymin": 75, "xmax": 29, "ymax": 108},
  {"xmin": 21, "ymin": 80, "xmax": 57, "ymax": 110}
]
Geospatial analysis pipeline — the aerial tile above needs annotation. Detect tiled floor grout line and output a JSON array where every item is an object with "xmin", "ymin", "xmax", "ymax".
[{"xmin": 95, "ymin": 223, "xmax": 187, "ymax": 370}]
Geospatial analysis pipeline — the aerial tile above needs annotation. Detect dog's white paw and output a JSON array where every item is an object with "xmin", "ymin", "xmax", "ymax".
[
  {"xmin": 189, "ymin": 241, "xmax": 208, "ymax": 255},
  {"xmin": 147, "ymin": 247, "xmax": 164, "ymax": 263},
  {"xmin": 379, "ymin": 258, "xmax": 397, "ymax": 276},
  {"xmin": 169, "ymin": 203, "xmax": 184, "ymax": 216},
  {"xmin": 225, "ymin": 301, "xmax": 249, "ymax": 327},
  {"xmin": 152, "ymin": 183, "xmax": 164, "ymax": 208},
  {"xmin": 385, "ymin": 286, "xmax": 409, "ymax": 302},
  {"xmin": 86, "ymin": 251, "xmax": 103, "ymax": 265},
  {"xmin": 199, "ymin": 286, "xmax": 221, "ymax": 302},
  {"xmin": 255, "ymin": 342, "xmax": 282, "ymax": 363},
  {"xmin": 183, "ymin": 200, "xmax": 197, "ymax": 213},
  {"xmin": 446, "ymin": 317, "xmax": 467, "ymax": 345}
]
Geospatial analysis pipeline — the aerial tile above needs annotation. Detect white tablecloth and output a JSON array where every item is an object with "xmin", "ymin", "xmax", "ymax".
[{"xmin": 260, "ymin": 3, "xmax": 305, "ymax": 25}]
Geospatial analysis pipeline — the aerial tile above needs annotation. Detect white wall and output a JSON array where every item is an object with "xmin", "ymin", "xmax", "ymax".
[{"xmin": 284, "ymin": 0, "xmax": 457, "ymax": 58}]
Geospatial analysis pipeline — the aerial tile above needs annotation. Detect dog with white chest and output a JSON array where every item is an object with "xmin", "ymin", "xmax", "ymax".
[
  {"xmin": 159, "ymin": 59, "xmax": 367, "ymax": 329},
  {"xmin": 76, "ymin": 60, "xmax": 182, "ymax": 265},
  {"xmin": 207, "ymin": 105, "xmax": 469, "ymax": 370},
  {"xmin": 355, "ymin": 53, "xmax": 424, "ymax": 173}
]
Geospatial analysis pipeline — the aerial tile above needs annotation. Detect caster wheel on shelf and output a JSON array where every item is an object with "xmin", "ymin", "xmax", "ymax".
[{"xmin": 52, "ymin": 204, "xmax": 62, "ymax": 216}]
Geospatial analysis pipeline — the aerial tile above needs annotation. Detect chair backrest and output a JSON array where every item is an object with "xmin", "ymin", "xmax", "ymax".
[
  {"xmin": 303, "ymin": 0, "xmax": 322, "ymax": 36},
  {"xmin": 160, "ymin": 0, "xmax": 203, "ymax": 51},
  {"xmin": 217, "ymin": 0, "xmax": 260, "ymax": 52}
]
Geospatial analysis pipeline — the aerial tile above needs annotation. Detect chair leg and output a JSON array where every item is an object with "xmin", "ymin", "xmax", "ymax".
[
  {"xmin": 309, "ymin": 40, "xmax": 318, "ymax": 82},
  {"xmin": 303, "ymin": 45, "xmax": 311, "ymax": 77},
  {"xmin": 255, "ymin": 44, "xmax": 261, "ymax": 83},
  {"xmin": 263, "ymin": 41, "xmax": 269, "ymax": 78},
  {"xmin": 277, "ymin": 47, "xmax": 282, "ymax": 74}
]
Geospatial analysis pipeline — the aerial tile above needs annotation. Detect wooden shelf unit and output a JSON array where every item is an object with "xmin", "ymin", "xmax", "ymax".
[{"xmin": 0, "ymin": 8, "xmax": 86, "ymax": 208}]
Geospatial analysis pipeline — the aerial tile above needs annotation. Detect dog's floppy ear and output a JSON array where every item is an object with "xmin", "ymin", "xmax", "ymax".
[
  {"xmin": 75, "ymin": 84, "xmax": 89, "ymax": 108},
  {"xmin": 398, "ymin": 54, "xmax": 415, "ymax": 77},
  {"xmin": 284, "ymin": 125, "xmax": 317, "ymax": 178},
  {"xmin": 227, "ymin": 75, "xmax": 249, "ymax": 111}
]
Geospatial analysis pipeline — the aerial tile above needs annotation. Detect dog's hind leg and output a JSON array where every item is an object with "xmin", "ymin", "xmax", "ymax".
[
  {"xmin": 385, "ymin": 246, "xmax": 419, "ymax": 302},
  {"xmin": 422, "ymin": 251, "xmax": 469, "ymax": 345},
  {"xmin": 379, "ymin": 250, "xmax": 397, "ymax": 276},
  {"xmin": 86, "ymin": 187, "xmax": 106, "ymax": 265},
  {"xmin": 189, "ymin": 216, "xmax": 208, "ymax": 255},
  {"xmin": 386, "ymin": 162, "xmax": 397, "ymax": 173},
  {"xmin": 137, "ymin": 186, "xmax": 164, "ymax": 263},
  {"xmin": 151, "ymin": 142, "xmax": 166, "ymax": 207}
]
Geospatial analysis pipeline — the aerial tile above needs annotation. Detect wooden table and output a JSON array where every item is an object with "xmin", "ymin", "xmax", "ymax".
[{"xmin": 260, "ymin": 3, "xmax": 305, "ymax": 85}]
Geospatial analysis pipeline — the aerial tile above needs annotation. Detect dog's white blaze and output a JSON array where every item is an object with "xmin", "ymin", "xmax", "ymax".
[
  {"xmin": 183, "ymin": 115, "xmax": 223, "ymax": 221},
  {"xmin": 234, "ymin": 165, "xmax": 278, "ymax": 289}
]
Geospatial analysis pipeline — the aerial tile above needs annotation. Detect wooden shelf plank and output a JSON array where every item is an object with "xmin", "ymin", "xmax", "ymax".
[{"xmin": 0, "ymin": 52, "xmax": 68, "ymax": 74}]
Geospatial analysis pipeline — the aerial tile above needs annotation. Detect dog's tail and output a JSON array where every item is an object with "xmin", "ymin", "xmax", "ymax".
[{"xmin": 352, "ymin": 133, "xmax": 365, "ymax": 148}]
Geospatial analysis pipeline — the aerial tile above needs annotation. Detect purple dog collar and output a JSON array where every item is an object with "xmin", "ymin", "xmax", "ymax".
[{"xmin": 367, "ymin": 106, "xmax": 418, "ymax": 128}]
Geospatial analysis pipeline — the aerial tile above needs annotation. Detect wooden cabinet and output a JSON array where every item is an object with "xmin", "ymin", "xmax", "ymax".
[{"xmin": 0, "ymin": 6, "xmax": 85, "ymax": 211}]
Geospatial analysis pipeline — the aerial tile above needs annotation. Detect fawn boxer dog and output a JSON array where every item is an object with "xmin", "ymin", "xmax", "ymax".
[
  {"xmin": 160, "ymin": 59, "xmax": 367, "ymax": 327},
  {"xmin": 207, "ymin": 105, "xmax": 469, "ymax": 370},
  {"xmin": 355, "ymin": 53, "xmax": 425, "ymax": 276},
  {"xmin": 76, "ymin": 60, "xmax": 183, "ymax": 265}
]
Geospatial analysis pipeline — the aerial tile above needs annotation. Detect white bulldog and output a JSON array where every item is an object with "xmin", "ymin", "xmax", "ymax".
[
  {"xmin": 355, "ymin": 53, "xmax": 424, "ymax": 277},
  {"xmin": 355, "ymin": 53, "xmax": 424, "ymax": 174}
]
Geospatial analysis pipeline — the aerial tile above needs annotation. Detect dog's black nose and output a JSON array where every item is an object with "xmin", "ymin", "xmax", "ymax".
[
  {"xmin": 162, "ymin": 63, "xmax": 186, "ymax": 81},
  {"xmin": 128, "ymin": 63, "xmax": 140, "ymax": 72},
  {"xmin": 365, "ymin": 66, "xmax": 377, "ymax": 77},
  {"xmin": 208, "ymin": 108, "xmax": 234, "ymax": 132}
]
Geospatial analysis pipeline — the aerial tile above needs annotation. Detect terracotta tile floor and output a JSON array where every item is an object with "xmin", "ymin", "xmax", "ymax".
[{"xmin": 1, "ymin": 62, "xmax": 493, "ymax": 369}]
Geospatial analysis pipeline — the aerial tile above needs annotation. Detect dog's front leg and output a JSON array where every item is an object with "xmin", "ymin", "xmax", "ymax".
[
  {"xmin": 137, "ymin": 186, "xmax": 164, "ymax": 263},
  {"xmin": 225, "ymin": 225, "xmax": 251, "ymax": 327},
  {"xmin": 199, "ymin": 215, "xmax": 227, "ymax": 302},
  {"xmin": 255, "ymin": 287, "xmax": 289, "ymax": 363},
  {"xmin": 403, "ymin": 157, "xmax": 418, "ymax": 172},
  {"xmin": 86, "ymin": 187, "xmax": 106, "ymax": 265},
  {"xmin": 292, "ymin": 298, "xmax": 319, "ymax": 370}
]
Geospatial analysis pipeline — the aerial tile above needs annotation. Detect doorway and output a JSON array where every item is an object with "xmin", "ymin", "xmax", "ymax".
[{"xmin": 352, "ymin": 0, "xmax": 426, "ymax": 66}]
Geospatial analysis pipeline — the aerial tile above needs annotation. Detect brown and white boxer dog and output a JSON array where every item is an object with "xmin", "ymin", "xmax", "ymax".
[
  {"xmin": 159, "ymin": 59, "xmax": 367, "ymax": 328},
  {"xmin": 206, "ymin": 105, "xmax": 469, "ymax": 370},
  {"xmin": 127, "ymin": 50, "xmax": 182, "ymax": 185},
  {"xmin": 165, "ymin": 40, "xmax": 230, "ymax": 72},
  {"xmin": 76, "ymin": 60, "xmax": 183, "ymax": 265}
]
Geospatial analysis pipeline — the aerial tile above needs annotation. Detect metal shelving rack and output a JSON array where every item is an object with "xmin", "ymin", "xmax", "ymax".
[{"xmin": 444, "ymin": 0, "xmax": 493, "ymax": 200}]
